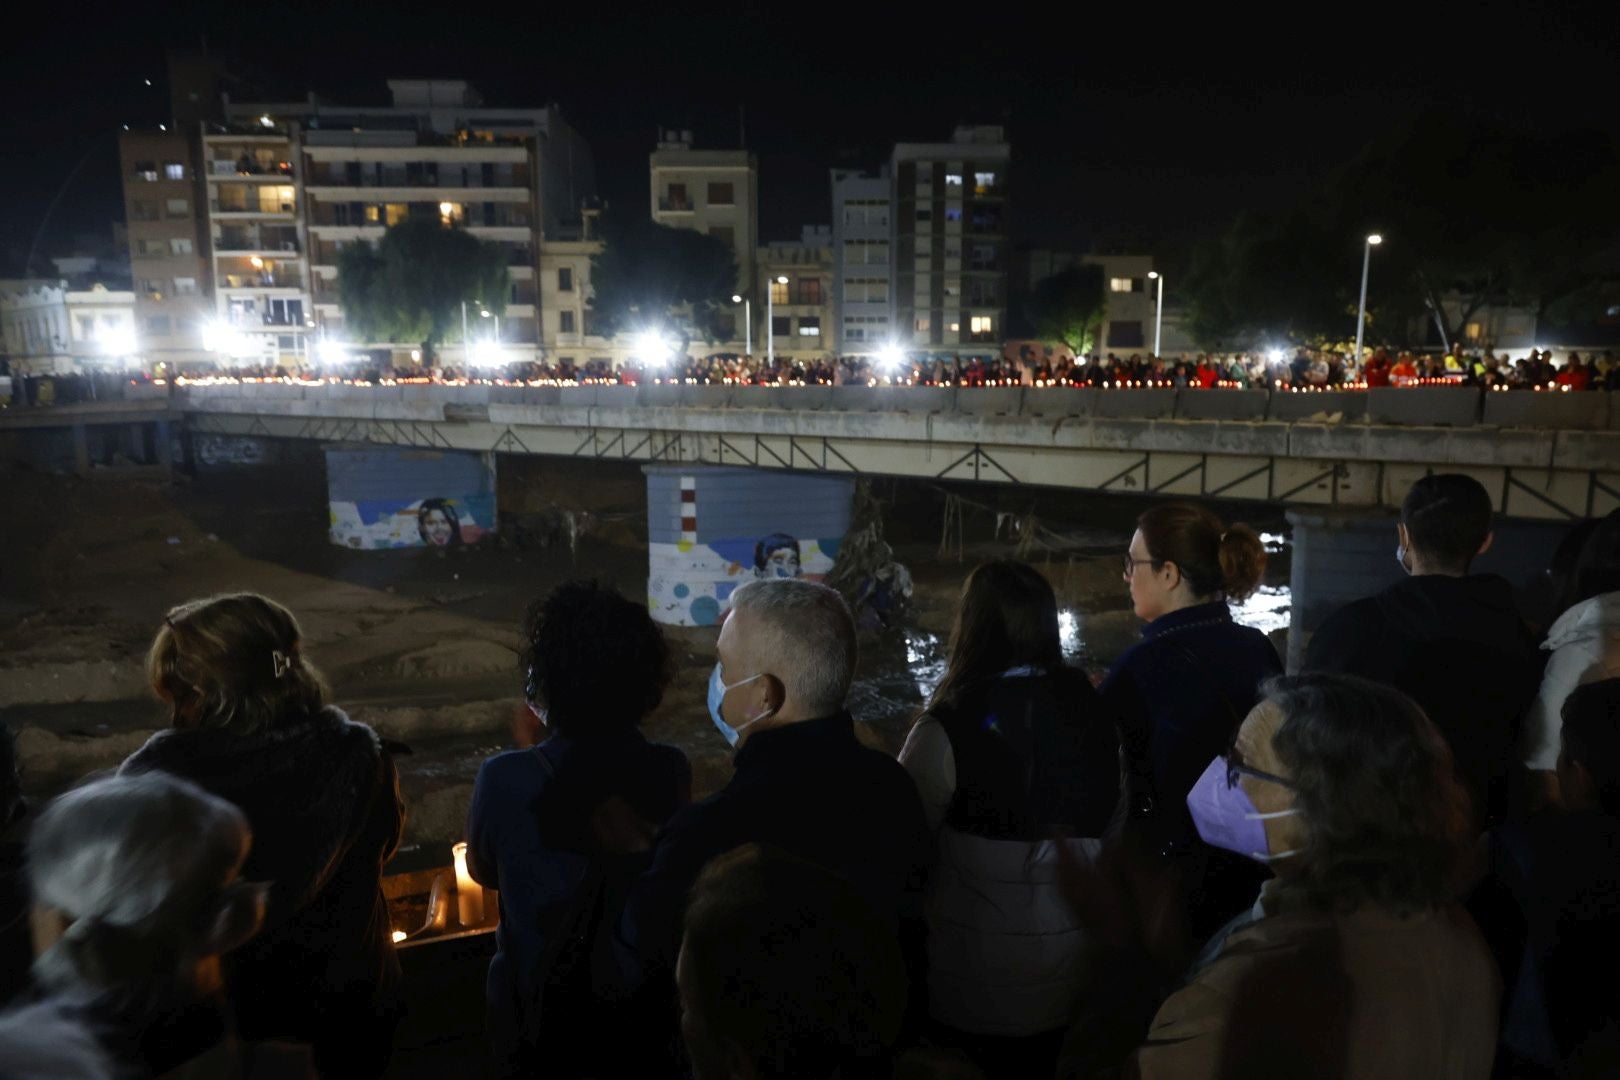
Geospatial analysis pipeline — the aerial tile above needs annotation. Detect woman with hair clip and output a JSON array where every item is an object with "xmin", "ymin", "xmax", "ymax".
[
  {"xmin": 11, "ymin": 771, "xmax": 313, "ymax": 1077},
  {"xmin": 1103, "ymin": 502, "xmax": 1282, "ymax": 941},
  {"xmin": 119, "ymin": 593, "xmax": 403, "ymax": 1079},
  {"xmin": 899, "ymin": 560, "xmax": 1119, "ymax": 1079}
]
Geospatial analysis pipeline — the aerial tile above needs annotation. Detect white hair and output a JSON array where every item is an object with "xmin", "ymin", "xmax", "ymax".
[
  {"xmin": 729, "ymin": 579, "xmax": 857, "ymax": 717},
  {"xmin": 0, "ymin": 1000, "xmax": 113, "ymax": 1079},
  {"xmin": 28, "ymin": 772, "xmax": 266, "ymax": 994}
]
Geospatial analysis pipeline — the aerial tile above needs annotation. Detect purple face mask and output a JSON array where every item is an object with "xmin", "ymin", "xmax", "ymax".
[{"xmin": 1186, "ymin": 756, "xmax": 1299, "ymax": 863}]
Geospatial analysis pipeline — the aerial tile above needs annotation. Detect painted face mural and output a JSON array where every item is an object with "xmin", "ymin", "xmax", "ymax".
[
  {"xmin": 754, "ymin": 533, "xmax": 802, "ymax": 579},
  {"xmin": 416, "ymin": 499, "xmax": 464, "ymax": 548}
]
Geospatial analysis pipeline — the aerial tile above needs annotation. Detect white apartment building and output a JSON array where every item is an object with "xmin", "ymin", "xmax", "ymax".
[
  {"xmin": 830, "ymin": 169, "xmax": 892, "ymax": 356},
  {"xmin": 0, "ymin": 281, "xmax": 139, "ymax": 373},
  {"xmin": 200, "ymin": 121, "xmax": 310, "ymax": 365},
  {"xmin": 226, "ymin": 80, "xmax": 595, "ymax": 366},
  {"xmin": 892, "ymin": 126, "xmax": 1010, "ymax": 357},
  {"xmin": 650, "ymin": 131, "xmax": 759, "ymax": 307},
  {"xmin": 538, "ymin": 212, "xmax": 633, "ymax": 370}
]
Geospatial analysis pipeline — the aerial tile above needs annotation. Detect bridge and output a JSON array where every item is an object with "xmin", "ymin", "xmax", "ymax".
[{"xmin": 8, "ymin": 381, "xmax": 1618, "ymax": 522}]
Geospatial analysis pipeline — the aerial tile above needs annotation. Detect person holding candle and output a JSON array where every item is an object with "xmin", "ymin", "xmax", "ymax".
[
  {"xmin": 466, "ymin": 580, "xmax": 691, "ymax": 1078},
  {"xmin": 119, "ymin": 593, "xmax": 403, "ymax": 1079}
]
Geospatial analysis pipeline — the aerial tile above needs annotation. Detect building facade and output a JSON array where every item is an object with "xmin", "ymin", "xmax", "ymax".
[
  {"xmin": 537, "ymin": 210, "xmax": 632, "ymax": 371},
  {"xmin": 891, "ymin": 126, "xmax": 1010, "ymax": 358},
  {"xmin": 1024, "ymin": 249, "xmax": 1161, "ymax": 355},
  {"xmin": 219, "ymin": 79, "xmax": 596, "ymax": 367},
  {"xmin": 830, "ymin": 169, "xmax": 892, "ymax": 356},
  {"xmin": 649, "ymin": 131, "xmax": 759, "ymax": 307},
  {"xmin": 757, "ymin": 226, "xmax": 835, "ymax": 362},
  {"xmin": 0, "ymin": 281, "xmax": 138, "ymax": 373},
  {"xmin": 118, "ymin": 130, "xmax": 212, "ymax": 368}
]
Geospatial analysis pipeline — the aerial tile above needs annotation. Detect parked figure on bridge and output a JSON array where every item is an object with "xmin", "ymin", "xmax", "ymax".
[
  {"xmin": 1102, "ymin": 502, "xmax": 1281, "ymax": 941},
  {"xmin": 1303, "ymin": 474, "xmax": 1542, "ymax": 829},
  {"xmin": 899, "ymin": 560, "xmax": 1119, "ymax": 1079},
  {"xmin": 466, "ymin": 580, "xmax": 691, "ymax": 1077},
  {"xmin": 616, "ymin": 579, "xmax": 932, "ymax": 1042},
  {"xmin": 121, "ymin": 593, "xmax": 404, "ymax": 1078}
]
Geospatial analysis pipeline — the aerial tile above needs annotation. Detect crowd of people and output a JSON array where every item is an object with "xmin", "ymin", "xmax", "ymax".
[
  {"xmin": 7, "ymin": 346, "xmax": 1618, "ymax": 408},
  {"xmin": 2, "ymin": 478, "xmax": 1620, "ymax": 1077}
]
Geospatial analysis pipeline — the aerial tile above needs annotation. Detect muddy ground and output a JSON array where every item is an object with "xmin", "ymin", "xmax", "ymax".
[{"xmin": 0, "ymin": 453, "xmax": 1288, "ymax": 865}]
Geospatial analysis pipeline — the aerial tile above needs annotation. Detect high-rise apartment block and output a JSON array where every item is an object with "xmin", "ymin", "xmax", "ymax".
[
  {"xmin": 891, "ymin": 126, "xmax": 1009, "ymax": 356},
  {"xmin": 119, "ymin": 130, "xmax": 213, "ymax": 367},
  {"xmin": 830, "ymin": 169, "xmax": 892, "ymax": 356}
]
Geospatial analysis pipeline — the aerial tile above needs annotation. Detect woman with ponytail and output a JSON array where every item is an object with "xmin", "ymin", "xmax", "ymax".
[
  {"xmin": 1102, "ymin": 502, "xmax": 1282, "ymax": 939},
  {"xmin": 120, "ymin": 593, "xmax": 403, "ymax": 1078},
  {"xmin": 15, "ymin": 771, "xmax": 312, "ymax": 1077}
]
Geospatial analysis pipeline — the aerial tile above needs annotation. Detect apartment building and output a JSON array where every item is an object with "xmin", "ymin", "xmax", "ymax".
[
  {"xmin": 118, "ymin": 130, "xmax": 212, "ymax": 367},
  {"xmin": 830, "ymin": 169, "xmax": 892, "ymax": 356},
  {"xmin": 224, "ymin": 79, "xmax": 595, "ymax": 365},
  {"xmin": 1024, "ymin": 249, "xmax": 1160, "ymax": 353},
  {"xmin": 757, "ymin": 226, "xmax": 835, "ymax": 361},
  {"xmin": 538, "ymin": 210, "xmax": 630, "ymax": 369},
  {"xmin": 649, "ymin": 130, "xmax": 759, "ymax": 305},
  {"xmin": 892, "ymin": 125, "xmax": 1010, "ymax": 357}
]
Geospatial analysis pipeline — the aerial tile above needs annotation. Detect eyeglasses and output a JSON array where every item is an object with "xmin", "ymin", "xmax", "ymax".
[
  {"xmin": 1122, "ymin": 554, "xmax": 1159, "ymax": 578},
  {"xmin": 1224, "ymin": 742, "xmax": 1295, "ymax": 790}
]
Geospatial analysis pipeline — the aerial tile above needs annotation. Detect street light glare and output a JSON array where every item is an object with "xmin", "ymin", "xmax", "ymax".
[
  {"xmin": 1147, "ymin": 271, "xmax": 1159, "ymax": 280},
  {"xmin": 731, "ymin": 294, "xmax": 743, "ymax": 303},
  {"xmin": 1367, "ymin": 233, "xmax": 1384, "ymax": 245},
  {"xmin": 635, "ymin": 329, "xmax": 675, "ymax": 366},
  {"xmin": 775, "ymin": 276, "xmax": 788, "ymax": 284},
  {"xmin": 876, "ymin": 344, "xmax": 906, "ymax": 372}
]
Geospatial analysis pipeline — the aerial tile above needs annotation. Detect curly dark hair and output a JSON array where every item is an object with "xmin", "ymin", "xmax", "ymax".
[
  {"xmin": 1265, "ymin": 673, "xmax": 1473, "ymax": 915},
  {"xmin": 521, "ymin": 580, "xmax": 672, "ymax": 738}
]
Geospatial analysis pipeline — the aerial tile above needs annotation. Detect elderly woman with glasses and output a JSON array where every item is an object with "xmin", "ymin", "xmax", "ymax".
[{"xmin": 1060, "ymin": 673, "xmax": 1497, "ymax": 1080}]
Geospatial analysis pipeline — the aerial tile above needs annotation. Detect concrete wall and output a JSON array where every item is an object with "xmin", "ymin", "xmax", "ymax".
[{"xmin": 326, "ymin": 446, "xmax": 496, "ymax": 549}]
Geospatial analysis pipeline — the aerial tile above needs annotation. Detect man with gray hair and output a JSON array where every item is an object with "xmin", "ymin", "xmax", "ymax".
[{"xmin": 617, "ymin": 578, "xmax": 931, "ymax": 1024}]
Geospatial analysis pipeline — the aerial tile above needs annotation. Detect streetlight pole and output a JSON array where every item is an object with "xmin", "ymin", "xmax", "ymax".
[
  {"xmin": 732, "ymin": 294, "xmax": 752, "ymax": 359},
  {"xmin": 767, "ymin": 275, "xmax": 788, "ymax": 367},
  {"xmin": 1148, "ymin": 271, "xmax": 1164, "ymax": 358},
  {"xmin": 1354, "ymin": 233, "xmax": 1383, "ymax": 368}
]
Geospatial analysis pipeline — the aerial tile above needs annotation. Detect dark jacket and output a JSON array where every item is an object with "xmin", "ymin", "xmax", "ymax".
[
  {"xmin": 1303, "ymin": 573, "xmax": 1543, "ymax": 826},
  {"xmin": 0, "ymin": 804, "xmax": 32, "ymax": 1008},
  {"xmin": 1101, "ymin": 601, "xmax": 1282, "ymax": 852},
  {"xmin": 618, "ymin": 712, "xmax": 933, "ymax": 991},
  {"xmin": 120, "ymin": 706, "xmax": 403, "ymax": 1079},
  {"xmin": 466, "ymin": 730, "xmax": 690, "ymax": 1077}
]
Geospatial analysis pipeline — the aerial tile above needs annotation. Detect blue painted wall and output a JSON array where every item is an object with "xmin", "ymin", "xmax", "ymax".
[{"xmin": 326, "ymin": 447, "xmax": 496, "ymax": 549}]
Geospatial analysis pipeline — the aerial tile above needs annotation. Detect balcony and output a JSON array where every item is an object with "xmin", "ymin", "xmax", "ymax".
[
  {"xmin": 216, "ymin": 233, "xmax": 301, "ymax": 255},
  {"xmin": 211, "ymin": 159, "xmax": 296, "ymax": 179},
  {"xmin": 228, "ymin": 311, "xmax": 307, "ymax": 329},
  {"xmin": 658, "ymin": 198, "xmax": 694, "ymax": 213},
  {"xmin": 220, "ymin": 273, "xmax": 299, "ymax": 289}
]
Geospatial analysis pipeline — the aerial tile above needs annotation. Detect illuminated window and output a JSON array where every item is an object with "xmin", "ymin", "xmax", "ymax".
[
  {"xmin": 1465, "ymin": 322, "xmax": 1483, "ymax": 341},
  {"xmin": 971, "ymin": 316, "xmax": 993, "ymax": 334},
  {"xmin": 134, "ymin": 161, "xmax": 159, "ymax": 181},
  {"xmin": 364, "ymin": 205, "xmax": 381, "ymax": 223},
  {"xmin": 797, "ymin": 316, "xmax": 821, "ymax": 337},
  {"xmin": 769, "ymin": 279, "xmax": 789, "ymax": 305},
  {"xmin": 915, "ymin": 316, "xmax": 930, "ymax": 333},
  {"xmin": 949, "ymin": 322, "xmax": 960, "ymax": 332},
  {"xmin": 137, "ymin": 239, "xmax": 167, "ymax": 257},
  {"xmin": 973, "ymin": 171, "xmax": 996, "ymax": 195},
  {"xmin": 1110, "ymin": 277, "xmax": 1134, "ymax": 292},
  {"xmin": 944, "ymin": 207, "xmax": 962, "ymax": 223},
  {"xmin": 165, "ymin": 163, "xmax": 185, "ymax": 180},
  {"xmin": 169, "ymin": 238, "xmax": 193, "ymax": 255},
  {"xmin": 945, "ymin": 173, "xmax": 963, "ymax": 186},
  {"xmin": 385, "ymin": 204, "xmax": 409, "ymax": 226},
  {"xmin": 262, "ymin": 186, "xmax": 295, "ymax": 213}
]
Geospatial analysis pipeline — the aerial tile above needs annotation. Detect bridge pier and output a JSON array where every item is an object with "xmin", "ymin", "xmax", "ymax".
[
  {"xmin": 1287, "ymin": 509, "xmax": 1579, "ymax": 671},
  {"xmin": 644, "ymin": 465, "xmax": 855, "ymax": 626},
  {"xmin": 70, "ymin": 423, "xmax": 90, "ymax": 476},
  {"xmin": 324, "ymin": 446, "xmax": 499, "ymax": 550}
]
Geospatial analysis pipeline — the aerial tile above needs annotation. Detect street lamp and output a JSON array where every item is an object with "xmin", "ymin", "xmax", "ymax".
[
  {"xmin": 1147, "ymin": 271, "xmax": 1164, "ymax": 358},
  {"xmin": 766, "ymin": 275, "xmax": 788, "ymax": 367},
  {"xmin": 1354, "ymin": 233, "xmax": 1383, "ymax": 366},
  {"xmin": 732, "ymin": 294, "xmax": 752, "ymax": 359}
]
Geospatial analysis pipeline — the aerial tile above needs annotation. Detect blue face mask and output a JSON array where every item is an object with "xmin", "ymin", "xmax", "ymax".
[{"xmin": 707, "ymin": 664, "xmax": 769, "ymax": 748}]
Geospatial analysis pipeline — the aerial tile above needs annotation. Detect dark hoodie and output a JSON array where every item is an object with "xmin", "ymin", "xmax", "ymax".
[
  {"xmin": 1304, "ymin": 573, "xmax": 1543, "ymax": 826},
  {"xmin": 120, "ymin": 706, "xmax": 403, "ymax": 1079}
]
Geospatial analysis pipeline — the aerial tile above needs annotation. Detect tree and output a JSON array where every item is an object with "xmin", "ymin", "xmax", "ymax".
[
  {"xmin": 1025, "ymin": 263, "xmax": 1107, "ymax": 355},
  {"xmin": 1181, "ymin": 112, "xmax": 1620, "ymax": 351},
  {"xmin": 336, "ymin": 216, "xmax": 509, "ymax": 368},
  {"xmin": 587, "ymin": 212, "xmax": 738, "ymax": 355}
]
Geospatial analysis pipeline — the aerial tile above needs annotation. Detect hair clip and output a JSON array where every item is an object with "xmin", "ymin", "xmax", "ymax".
[{"xmin": 271, "ymin": 651, "xmax": 291, "ymax": 679}]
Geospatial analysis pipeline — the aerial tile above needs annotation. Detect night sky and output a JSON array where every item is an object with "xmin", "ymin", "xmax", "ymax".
[{"xmin": 2, "ymin": 2, "xmax": 1613, "ymax": 275}]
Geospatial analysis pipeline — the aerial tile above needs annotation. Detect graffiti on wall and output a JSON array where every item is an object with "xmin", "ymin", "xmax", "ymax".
[
  {"xmin": 649, "ymin": 531, "xmax": 841, "ymax": 627},
  {"xmin": 195, "ymin": 435, "xmax": 270, "ymax": 468},
  {"xmin": 329, "ymin": 495, "xmax": 494, "ymax": 550}
]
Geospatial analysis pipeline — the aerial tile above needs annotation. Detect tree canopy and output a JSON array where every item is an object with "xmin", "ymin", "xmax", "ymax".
[
  {"xmin": 1024, "ymin": 263, "xmax": 1108, "ymax": 355},
  {"xmin": 1182, "ymin": 112, "xmax": 1620, "ymax": 350},
  {"xmin": 587, "ymin": 212, "xmax": 738, "ymax": 352},
  {"xmin": 336, "ymin": 216, "xmax": 509, "ymax": 365}
]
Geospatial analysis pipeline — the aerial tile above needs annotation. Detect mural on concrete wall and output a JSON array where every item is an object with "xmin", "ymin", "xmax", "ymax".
[
  {"xmin": 326, "ymin": 447, "xmax": 496, "ymax": 551},
  {"xmin": 646, "ymin": 467, "xmax": 853, "ymax": 627}
]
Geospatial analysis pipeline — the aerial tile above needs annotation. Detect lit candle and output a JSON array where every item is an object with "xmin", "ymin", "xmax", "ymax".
[{"xmin": 452, "ymin": 841, "xmax": 483, "ymax": 927}]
